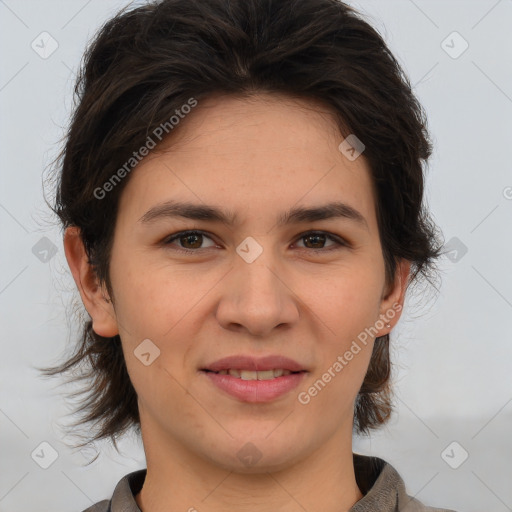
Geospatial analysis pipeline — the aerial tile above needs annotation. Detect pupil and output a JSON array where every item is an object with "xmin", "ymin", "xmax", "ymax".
[
  {"xmin": 305, "ymin": 234, "xmax": 324, "ymax": 248},
  {"xmin": 183, "ymin": 233, "xmax": 202, "ymax": 249}
]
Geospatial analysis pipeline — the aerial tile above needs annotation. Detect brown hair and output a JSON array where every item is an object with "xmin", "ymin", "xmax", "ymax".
[{"xmin": 42, "ymin": 0, "xmax": 443, "ymax": 448}]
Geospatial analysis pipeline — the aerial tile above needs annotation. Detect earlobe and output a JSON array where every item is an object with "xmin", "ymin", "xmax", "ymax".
[
  {"xmin": 63, "ymin": 226, "xmax": 119, "ymax": 338},
  {"xmin": 377, "ymin": 259, "xmax": 411, "ymax": 335}
]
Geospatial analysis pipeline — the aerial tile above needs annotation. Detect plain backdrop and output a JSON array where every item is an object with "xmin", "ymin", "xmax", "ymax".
[{"xmin": 1, "ymin": 1, "xmax": 511, "ymax": 511}]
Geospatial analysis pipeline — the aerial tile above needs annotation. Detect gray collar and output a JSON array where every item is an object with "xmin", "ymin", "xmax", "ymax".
[{"xmin": 84, "ymin": 453, "xmax": 453, "ymax": 512}]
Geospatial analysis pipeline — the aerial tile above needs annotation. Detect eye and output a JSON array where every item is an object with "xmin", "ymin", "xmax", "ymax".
[
  {"xmin": 162, "ymin": 229, "xmax": 348, "ymax": 254},
  {"xmin": 163, "ymin": 230, "xmax": 217, "ymax": 252},
  {"xmin": 294, "ymin": 231, "xmax": 348, "ymax": 251}
]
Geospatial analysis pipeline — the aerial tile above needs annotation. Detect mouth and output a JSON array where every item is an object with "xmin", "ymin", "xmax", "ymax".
[
  {"xmin": 200, "ymin": 368, "xmax": 308, "ymax": 402},
  {"xmin": 201, "ymin": 354, "xmax": 307, "ymax": 374},
  {"xmin": 201, "ymin": 368, "xmax": 305, "ymax": 380},
  {"xmin": 199, "ymin": 354, "xmax": 308, "ymax": 402}
]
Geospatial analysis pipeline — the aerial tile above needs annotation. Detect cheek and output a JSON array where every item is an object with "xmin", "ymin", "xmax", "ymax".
[
  {"xmin": 109, "ymin": 254, "xmax": 208, "ymax": 336},
  {"xmin": 301, "ymin": 264, "xmax": 383, "ymax": 338},
  {"xmin": 108, "ymin": 256, "xmax": 215, "ymax": 393},
  {"xmin": 298, "ymin": 265, "xmax": 382, "ymax": 397}
]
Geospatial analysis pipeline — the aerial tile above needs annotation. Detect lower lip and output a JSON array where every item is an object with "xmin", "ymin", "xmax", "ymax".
[{"xmin": 201, "ymin": 370, "xmax": 307, "ymax": 403}]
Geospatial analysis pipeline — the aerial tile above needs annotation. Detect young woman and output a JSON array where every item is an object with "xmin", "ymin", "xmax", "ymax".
[{"xmin": 44, "ymin": 0, "xmax": 456, "ymax": 510}]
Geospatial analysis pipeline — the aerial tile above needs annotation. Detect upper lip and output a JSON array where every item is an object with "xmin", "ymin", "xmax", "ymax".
[{"xmin": 202, "ymin": 355, "xmax": 307, "ymax": 373}]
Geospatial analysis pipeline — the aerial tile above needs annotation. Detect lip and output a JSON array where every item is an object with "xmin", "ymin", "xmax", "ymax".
[
  {"xmin": 201, "ymin": 370, "xmax": 307, "ymax": 403},
  {"xmin": 201, "ymin": 354, "xmax": 306, "ymax": 372}
]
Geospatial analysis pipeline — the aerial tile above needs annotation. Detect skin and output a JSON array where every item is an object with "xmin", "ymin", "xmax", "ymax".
[{"xmin": 64, "ymin": 92, "xmax": 410, "ymax": 512}]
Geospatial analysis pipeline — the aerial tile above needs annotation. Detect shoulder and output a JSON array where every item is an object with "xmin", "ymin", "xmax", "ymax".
[
  {"xmin": 391, "ymin": 461, "xmax": 458, "ymax": 512},
  {"xmin": 351, "ymin": 453, "xmax": 458, "ymax": 512},
  {"xmin": 80, "ymin": 499, "xmax": 110, "ymax": 512},
  {"xmin": 397, "ymin": 493, "xmax": 459, "ymax": 512},
  {"xmin": 79, "ymin": 468, "xmax": 147, "ymax": 512}
]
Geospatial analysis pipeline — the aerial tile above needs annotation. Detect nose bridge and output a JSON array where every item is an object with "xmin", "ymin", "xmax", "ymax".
[
  {"xmin": 240, "ymin": 251, "xmax": 280, "ymax": 302},
  {"xmin": 216, "ymin": 243, "xmax": 299, "ymax": 336},
  {"xmin": 235, "ymin": 245, "xmax": 283, "ymax": 312}
]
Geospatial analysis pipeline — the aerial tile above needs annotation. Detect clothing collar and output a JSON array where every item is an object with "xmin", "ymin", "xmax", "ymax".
[{"xmin": 108, "ymin": 453, "xmax": 427, "ymax": 512}]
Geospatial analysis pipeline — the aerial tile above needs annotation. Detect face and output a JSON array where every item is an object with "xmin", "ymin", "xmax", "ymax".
[{"xmin": 74, "ymin": 92, "xmax": 408, "ymax": 473}]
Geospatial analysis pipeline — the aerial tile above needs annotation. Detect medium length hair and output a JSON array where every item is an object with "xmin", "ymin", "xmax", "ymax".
[{"xmin": 43, "ymin": 0, "xmax": 443, "ymax": 448}]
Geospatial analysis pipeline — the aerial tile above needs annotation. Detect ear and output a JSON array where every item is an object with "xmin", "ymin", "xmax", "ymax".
[
  {"xmin": 63, "ymin": 226, "xmax": 119, "ymax": 337},
  {"xmin": 375, "ymin": 258, "xmax": 411, "ymax": 336}
]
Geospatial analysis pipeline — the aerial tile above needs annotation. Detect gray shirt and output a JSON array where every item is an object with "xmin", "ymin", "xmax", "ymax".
[{"xmin": 81, "ymin": 453, "xmax": 457, "ymax": 512}]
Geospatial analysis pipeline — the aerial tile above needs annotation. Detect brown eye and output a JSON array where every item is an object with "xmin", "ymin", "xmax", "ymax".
[
  {"xmin": 164, "ymin": 230, "xmax": 217, "ymax": 252},
  {"xmin": 295, "ymin": 231, "xmax": 345, "ymax": 251},
  {"xmin": 180, "ymin": 233, "xmax": 203, "ymax": 249},
  {"xmin": 302, "ymin": 233, "xmax": 327, "ymax": 249}
]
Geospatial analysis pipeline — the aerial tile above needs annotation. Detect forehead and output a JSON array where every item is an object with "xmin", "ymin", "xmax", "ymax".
[
  {"xmin": 164, "ymin": 92, "xmax": 345, "ymax": 155},
  {"xmin": 117, "ymin": 92, "xmax": 377, "ymax": 230}
]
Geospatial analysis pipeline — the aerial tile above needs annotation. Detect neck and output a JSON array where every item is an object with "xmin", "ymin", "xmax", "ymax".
[{"xmin": 135, "ymin": 421, "xmax": 363, "ymax": 512}]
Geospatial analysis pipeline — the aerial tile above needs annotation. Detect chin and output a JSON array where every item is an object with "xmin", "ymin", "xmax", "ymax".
[{"xmin": 200, "ymin": 437, "xmax": 304, "ymax": 474}]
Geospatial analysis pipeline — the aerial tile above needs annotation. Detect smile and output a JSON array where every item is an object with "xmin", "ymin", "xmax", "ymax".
[
  {"xmin": 201, "ymin": 369, "xmax": 307, "ymax": 402},
  {"xmin": 205, "ymin": 369, "xmax": 297, "ymax": 380}
]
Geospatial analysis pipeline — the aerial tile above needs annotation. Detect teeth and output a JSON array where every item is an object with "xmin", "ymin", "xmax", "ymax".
[
  {"xmin": 217, "ymin": 369, "xmax": 293, "ymax": 380},
  {"xmin": 240, "ymin": 370, "xmax": 258, "ymax": 380},
  {"xmin": 255, "ymin": 370, "xmax": 275, "ymax": 380}
]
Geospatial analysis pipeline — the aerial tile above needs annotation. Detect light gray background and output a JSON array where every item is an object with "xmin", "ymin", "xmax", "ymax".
[{"xmin": 1, "ymin": 1, "xmax": 511, "ymax": 511}]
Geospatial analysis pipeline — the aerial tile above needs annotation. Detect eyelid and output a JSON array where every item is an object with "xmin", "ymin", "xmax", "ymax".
[
  {"xmin": 162, "ymin": 229, "xmax": 350, "ymax": 253},
  {"xmin": 162, "ymin": 230, "xmax": 218, "ymax": 251},
  {"xmin": 292, "ymin": 230, "xmax": 349, "ymax": 250}
]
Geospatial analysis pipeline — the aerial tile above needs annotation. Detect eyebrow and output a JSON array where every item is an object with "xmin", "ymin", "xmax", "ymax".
[{"xmin": 138, "ymin": 200, "xmax": 368, "ymax": 230}]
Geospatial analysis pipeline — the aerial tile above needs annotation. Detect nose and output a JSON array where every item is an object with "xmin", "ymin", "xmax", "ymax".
[{"xmin": 215, "ymin": 249, "xmax": 300, "ymax": 337}]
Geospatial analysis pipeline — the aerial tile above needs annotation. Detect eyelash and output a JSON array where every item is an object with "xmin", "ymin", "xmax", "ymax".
[{"xmin": 162, "ymin": 230, "xmax": 349, "ymax": 254}]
